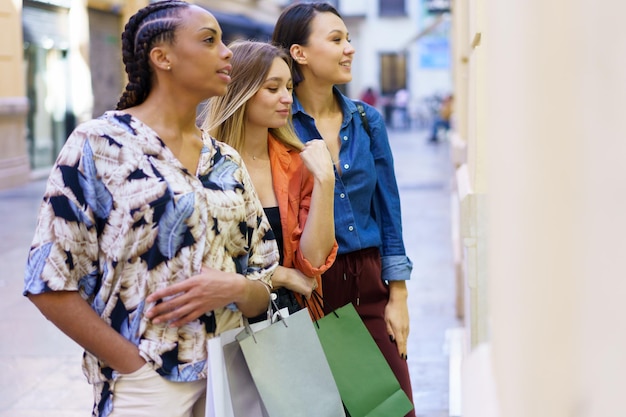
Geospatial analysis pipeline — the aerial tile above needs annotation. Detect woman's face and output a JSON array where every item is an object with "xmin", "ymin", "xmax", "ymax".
[
  {"xmin": 166, "ymin": 6, "xmax": 233, "ymax": 99},
  {"xmin": 299, "ymin": 12, "xmax": 355, "ymax": 85},
  {"xmin": 246, "ymin": 57, "xmax": 293, "ymax": 129}
]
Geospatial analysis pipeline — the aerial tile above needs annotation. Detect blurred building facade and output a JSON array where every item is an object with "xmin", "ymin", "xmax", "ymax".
[
  {"xmin": 1, "ymin": 0, "xmax": 453, "ymax": 189},
  {"xmin": 1, "ymin": 1, "xmax": 29, "ymax": 190},
  {"xmin": 331, "ymin": 0, "xmax": 452, "ymax": 128},
  {"xmin": 1, "ymin": 0, "xmax": 281, "ymax": 190}
]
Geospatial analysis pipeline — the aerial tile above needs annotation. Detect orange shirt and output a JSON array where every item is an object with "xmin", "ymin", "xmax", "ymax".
[{"xmin": 268, "ymin": 134, "xmax": 338, "ymax": 304}]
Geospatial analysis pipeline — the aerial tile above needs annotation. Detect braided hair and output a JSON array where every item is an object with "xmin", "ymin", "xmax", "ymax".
[{"xmin": 116, "ymin": 0, "xmax": 190, "ymax": 110}]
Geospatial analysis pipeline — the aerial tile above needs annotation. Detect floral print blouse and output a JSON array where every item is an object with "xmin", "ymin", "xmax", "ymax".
[{"xmin": 23, "ymin": 111, "xmax": 278, "ymax": 416}]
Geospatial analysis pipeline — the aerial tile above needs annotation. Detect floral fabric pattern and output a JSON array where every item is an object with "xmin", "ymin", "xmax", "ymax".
[{"xmin": 23, "ymin": 111, "xmax": 279, "ymax": 416}]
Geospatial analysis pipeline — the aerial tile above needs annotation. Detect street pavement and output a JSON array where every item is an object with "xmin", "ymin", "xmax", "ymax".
[{"xmin": 0, "ymin": 127, "xmax": 461, "ymax": 417}]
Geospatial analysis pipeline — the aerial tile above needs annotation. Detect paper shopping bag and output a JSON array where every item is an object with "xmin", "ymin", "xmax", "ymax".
[
  {"xmin": 222, "ymin": 341, "xmax": 270, "ymax": 417},
  {"xmin": 313, "ymin": 302, "xmax": 414, "ymax": 417},
  {"xmin": 206, "ymin": 319, "xmax": 273, "ymax": 417},
  {"xmin": 206, "ymin": 335, "xmax": 234, "ymax": 417},
  {"xmin": 236, "ymin": 308, "xmax": 346, "ymax": 417}
]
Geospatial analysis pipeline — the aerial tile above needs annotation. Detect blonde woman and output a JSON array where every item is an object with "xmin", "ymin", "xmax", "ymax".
[{"xmin": 202, "ymin": 40, "xmax": 337, "ymax": 316}]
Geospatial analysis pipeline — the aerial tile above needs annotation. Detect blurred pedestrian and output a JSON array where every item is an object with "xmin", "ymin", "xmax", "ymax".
[
  {"xmin": 201, "ymin": 40, "xmax": 337, "ymax": 319},
  {"xmin": 273, "ymin": 3, "xmax": 415, "ymax": 416},
  {"xmin": 360, "ymin": 87, "xmax": 378, "ymax": 107},
  {"xmin": 381, "ymin": 94, "xmax": 394, "ymax": 125},
  {"xmin": 22, "ymin": 2, "xmax": 278, "ymax": 416},
  {"xmin": 394, "ymin": 88, "xmax": 410, "ymax": 129},
  {"xmin": 429, "ymin": 93, "xmax": 453, "ymax": 143}
]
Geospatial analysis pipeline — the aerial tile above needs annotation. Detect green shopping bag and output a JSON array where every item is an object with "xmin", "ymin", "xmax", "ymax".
[{"xmin": 309, "ymin": 297, "xmax": 414, "ymax": 417}]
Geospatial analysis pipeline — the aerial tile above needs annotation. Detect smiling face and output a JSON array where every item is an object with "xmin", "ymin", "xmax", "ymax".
[
  {"xmin": 297, "ymin": 11, "xmax": 355, "ymax": 85},
  {"xmin": 164, "ymin": 6, "xmax": 233, "ymax": 99},
  {"xmin": 246, "ymin": 57, "xmax": 294, "ymax": 129}
]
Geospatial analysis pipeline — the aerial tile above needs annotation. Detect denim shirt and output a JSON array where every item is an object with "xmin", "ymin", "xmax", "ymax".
[{"xmin": 291, "ymin": 87, "xmax": 412, "ymax": 281}]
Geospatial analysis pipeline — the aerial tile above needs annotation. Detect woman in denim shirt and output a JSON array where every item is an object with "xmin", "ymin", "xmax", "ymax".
[{"xmin": 273, "ymin": 3, "xmax": 415, "ymax": 414}]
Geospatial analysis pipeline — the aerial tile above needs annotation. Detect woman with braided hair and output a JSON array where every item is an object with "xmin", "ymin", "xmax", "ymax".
[{"xmin": 23, "ymin": 1, "xmax": 279, "ymax": 416}]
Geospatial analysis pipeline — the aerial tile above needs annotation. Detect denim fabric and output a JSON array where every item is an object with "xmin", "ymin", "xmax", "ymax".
[{"xmin": 291, "ymin": 88, "xmax": 412, "ymax": 281}]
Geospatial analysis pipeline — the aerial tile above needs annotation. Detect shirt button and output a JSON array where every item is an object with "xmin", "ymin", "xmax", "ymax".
[
  {"xmin": 343, "ymin": 164, "xmax": 349, "ymax": 170},
  {"xmin": 340, "ymin": 193, "xmax": 345, "ymax": 198},
  {"xmin": 348, "ymin": 226, "xmax": 354, "ymax": 231},
  {"xmin": 343, "ymin": 136, "xmax": 348, "ymax": 141}
]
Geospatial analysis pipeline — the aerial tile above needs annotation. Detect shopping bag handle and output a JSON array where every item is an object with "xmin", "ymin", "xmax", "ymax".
[
  {"xmin": 256, "ymin": 280, "xmax": 285, "ymax": 323},
  {"xmin": 303, "ymin": 290, "xmax": 340, "ymax": 326},
  {"xmin": 241, "ymin": 293, "xmax": 288, "ymax": 343}
]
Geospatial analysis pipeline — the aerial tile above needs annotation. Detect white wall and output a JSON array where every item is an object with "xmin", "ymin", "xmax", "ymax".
[{"xmin": 462, "ymin": 0, "xmax": 626, "ymax": 416}]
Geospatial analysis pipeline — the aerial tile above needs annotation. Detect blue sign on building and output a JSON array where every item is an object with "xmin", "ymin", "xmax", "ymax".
[
  {"xmin": 424, "ymin": 0, "xmax": 451, "ymax": 14},
  {"xmin": 420, "ymin": 37, "xmax": 451, "ymax": 69},
  {"xmin": 419, "ymin": 0, "xmax": 451, "ymax": 70}
]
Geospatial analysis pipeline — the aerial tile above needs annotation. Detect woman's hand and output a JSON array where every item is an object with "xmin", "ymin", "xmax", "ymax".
[
  {"xmin": 299, "ymin": 139, "xmax": 334, "ymax": 183},
  {"xmin": 298, "ymin": 139, "xmax": 336, "ymax": 268},
  {"xmin": 145, "ymin": 266, "xmax": 269, "ymax": 327},
  {"xmin": 384, "ymin": 281, "xmax": 410, "ymax": 359},
  {"xmin": 272, "ymin": 265, "xmax": 317, "ymax": 299}
]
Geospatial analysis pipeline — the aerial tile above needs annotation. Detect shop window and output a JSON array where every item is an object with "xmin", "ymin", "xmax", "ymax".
[
  {"xmin": 379, "ymin": 52, "xmax": 407, "ymax": 95},
  {"xmin": 379, "ymin": 0, "xmax": 406, "ymax": 17},
  {"xmin": 23, "ymin": 3, "xmax": 71, "ymax": 170}
]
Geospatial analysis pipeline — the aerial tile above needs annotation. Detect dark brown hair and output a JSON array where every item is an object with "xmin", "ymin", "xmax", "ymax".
[
  {"xmin": 116, "ymin": 0, "xmax": 190, "ymax": 110},
  {"xmin": 271, "ymin": 2, "xmax": 342, "ymax": 85}
]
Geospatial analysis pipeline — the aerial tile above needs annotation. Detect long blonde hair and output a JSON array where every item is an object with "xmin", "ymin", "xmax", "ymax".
[{"xmin": 200, "ymin": 40, "xmax": 304, "ymax": 152}]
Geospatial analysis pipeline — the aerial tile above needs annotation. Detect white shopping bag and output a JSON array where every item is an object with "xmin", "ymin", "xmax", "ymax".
[{"xmin": 206, "ymin": 308, "xmax": 288, "ymax": 417}]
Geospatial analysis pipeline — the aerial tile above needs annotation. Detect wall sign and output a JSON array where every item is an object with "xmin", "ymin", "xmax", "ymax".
[{"xmin": 424, "ymin": 0, "xmax": 451, "ymax": 14}]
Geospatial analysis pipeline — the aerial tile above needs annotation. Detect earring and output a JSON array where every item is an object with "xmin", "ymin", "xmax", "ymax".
[{"xmin": 167, "ymin": 65, "xmax": 171, "ymax": 70}]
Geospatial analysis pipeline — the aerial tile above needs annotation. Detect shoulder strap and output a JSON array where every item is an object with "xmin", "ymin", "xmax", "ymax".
[{"xmin": 355, "ymin": 101, "xmax": 372, "ymax": 138}]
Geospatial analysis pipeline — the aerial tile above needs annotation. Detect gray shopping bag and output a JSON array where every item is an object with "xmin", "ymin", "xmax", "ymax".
[
  {"xmin": 236, "ymin": 308, "xmax": 346, "ymax": 417},
  {"xmin": 206, "ymin": 317, "xmax": 273, "ymax": 417},
  {"xmin": 221, "ymin": 341, "xmax": 269, "ymax": 417}
]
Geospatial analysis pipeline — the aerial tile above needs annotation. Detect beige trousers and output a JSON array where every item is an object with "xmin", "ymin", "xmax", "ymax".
[{"xmin": 109, "ymin": 363, "xmax": 206, "ymax": 417}]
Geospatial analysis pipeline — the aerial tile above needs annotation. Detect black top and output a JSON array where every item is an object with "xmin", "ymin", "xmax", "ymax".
[
  {"xmin": 253, "ymin": 205, "xmax": 302, "ymax": 319},
  {"xmin": 263, "ymin": 206, "xmax": 284, "ymax": 265}
]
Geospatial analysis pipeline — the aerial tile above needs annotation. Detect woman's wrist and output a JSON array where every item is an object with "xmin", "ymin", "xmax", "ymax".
[{"xmin": 388, "ymin": 280, "xmax": 408, "ymax": 302}]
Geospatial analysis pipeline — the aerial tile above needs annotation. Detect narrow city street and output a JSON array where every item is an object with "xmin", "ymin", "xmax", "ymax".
[
  {"xmin": 0, "ymin": 126, "xmax": 461, "ymax": 417},
  {"xmin": 392, "ymin": 127, "xmax": 462, "ymax": 417}
]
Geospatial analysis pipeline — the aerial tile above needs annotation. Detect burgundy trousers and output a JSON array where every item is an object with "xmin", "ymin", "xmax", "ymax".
[{"xmin": 321, "ymin": 247, "xmax": 416, "ymax": 417}]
